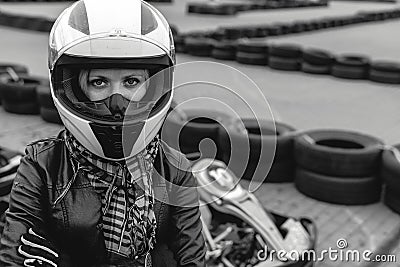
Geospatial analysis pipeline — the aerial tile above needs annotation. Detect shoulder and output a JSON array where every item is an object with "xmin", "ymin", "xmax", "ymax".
[
  {"xmin": 159, "ymin": 140, "xmax": 191, "ymax": 174},
  {"xmin": 24, "ymin": 130, "xmax": 66, "ymax": 161},
  {"xmin": 158, "ymin": 141, "xmax": 197, "ymax": 190}
]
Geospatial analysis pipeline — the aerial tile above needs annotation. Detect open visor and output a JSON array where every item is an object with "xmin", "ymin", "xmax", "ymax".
[{"xmin": 52, "ymin": 55, "xmax": 173, "ymax": 125}]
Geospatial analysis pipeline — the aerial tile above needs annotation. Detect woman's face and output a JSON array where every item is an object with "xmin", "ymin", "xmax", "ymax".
[{"xmin": 80, "ymin": 69, "xmax": 149, "ymax": 101}]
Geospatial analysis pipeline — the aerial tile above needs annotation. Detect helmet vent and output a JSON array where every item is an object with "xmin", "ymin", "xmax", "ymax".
[
  {"xmin": 68, "ymin": 1, "xmax": 90, "ymax": 35},
  {"xmin": 141, "ymin": 4, "xmax": 158, "ymax": 35}
]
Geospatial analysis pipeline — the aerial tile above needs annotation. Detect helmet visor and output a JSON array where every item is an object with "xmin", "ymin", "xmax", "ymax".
[{"xmin": 52, "ymin": 60, "xmax": 173, "ymax": 125}]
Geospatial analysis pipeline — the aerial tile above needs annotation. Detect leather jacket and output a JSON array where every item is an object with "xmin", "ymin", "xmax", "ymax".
[{"xmin": 0, "ymin": 130, "xmax": 206, "ymax": 267}]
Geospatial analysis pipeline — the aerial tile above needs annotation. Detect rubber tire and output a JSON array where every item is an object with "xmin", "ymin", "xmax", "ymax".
[
  {"xmin": 0, "ymin": 64, "xmax": 29, "ymax": 104},
  {"xmin": 301, "ymin": 62, "xmax": 331, "ymax": 74},
  {"xmin": 221, "ymin": 27, "xmax": 244, "ymax": 39},
  {"xmin": 332, "ymin": 55, "xmax": 370, "ymax": 79},
  {"xmin": 294, "ymin": 129, "xmax": 384, "ymax": 177},
  {"xmin": 236, "ymin": 52, "xmax": 268, "ymax": 65},
  {"xmin": 221, "ymin": 26, "xmax": 258, "ymax": 39},
  {"xmin": 2, "ymin": 100, "xmax": 39, "ymax": 115},
  {"xmin": 211, "ymin": 40, "xmax": 237, "ymax": 60},
  {"xmin": 36, "ymin": 83, "xmax": 55, "ymax": 109},
  {"xmin": 264, "ymin": 160, "xmax": 295, "ymax": 183},
  {"xmin": 40, "ymin": 107, "xmax": 62, "ymax": 125},
  {"xmin": 220, "ymin": 119, "xmax": 296, "ymax": 160},
  {"xmin": 332, "ymin": 65, "xmax": 369, "ymax": 79},
  {"xmin": 380, "ymin": 144, "xmax": 400, "ymax": 191},
  {"xmin": 174, "ymin": 35, "xmax": 186, "ymax": 53},
  {"xmin": 269, "ymin": 44, "xmax": 302, "ymax": 58},
  {"xmin": 295, "ymin": 168, "xmax": 382, "ymax": 205},
  {"xmin": 162, "ymin": 109, "xmax": 232, "ymax": 160},
  {"xmin": 302, "ymin": 48, "xmax": 334, "ymax": 65},
  {"xmin": 384, "ymin": 189, "xmax": 400, "ymax": 215},
  {"xmin": 218, "ymin": 119, "xmax": 296, "ymax": 183},
  {"xmin": 266, "ymin": 25, "xmax": 283, "ymax": 36},
  {"xmin": 369, "ymin": 61, "xmax": 400, "ymax": 84},
  {"xmin": 212, "ymin": 49, "xmax": 237, "ymax": 60},
  {"xmin": 369, "ymin": 69, "xmax": 400, "ymax": 84},
  {"xmin": 237, "ymin": 39, "xmax": 269, "ymax": 53},
  {"xmin": 290, "ymin": 23, "xmax": 306, "ymax": 33},
  {"xmin": 0, "ymin": 75, "xmax": 41, "ymax": 102},
  {"xmin": 269, "ymin": 56, "xmax": 301, "ymax": 71},
  {"xmin": 185, "ymin": 37, "xmax": 214, "ymax": 57},
  {"xmin": 191, "ymin": 3, "xmax": 237, "ymax": 15}
]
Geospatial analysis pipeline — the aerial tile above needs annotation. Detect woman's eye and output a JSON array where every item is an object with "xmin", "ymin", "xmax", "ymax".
[
  {"xmin": 124, "ymin": 78, "xmax": 140, "ymax": 86},
  {"xmin": 90, "ymin": 79, "xmax": 107, "ymax": 88}
]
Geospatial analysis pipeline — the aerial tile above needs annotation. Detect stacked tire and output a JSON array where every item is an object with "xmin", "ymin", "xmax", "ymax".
[
  {"xmin": 294, "ymin": 130, "xmax": 383, "ymax": 205},
  {"xmin": 331, "ymin": 55, "xmax": 370, "ymax": 79},
  {"xmin": 0, "ymin": 75, "xmax": 46, "ymax": 115},
  {"xmin": 219, "ymin": 119, "xmax": 296, "ymax": 183},
  {"xmin": 235, "ymin": 39, "xmax": 269, "ymax": 65},
  {"xmin": 162, "ymin": 108, "xmax": 232, "ymax": 161},
  {"xmin": 185, "ymin": 37, "xmax": 215, "ymax": 57},
  {"xmin": 212, "ymin": 40, "xmax": 237, "ymax": 61},
  {"xmin": 188, "ymin": 2, "xmax": 238, "ymax": 15},
  {"xmin": 380, "ymin": 145, "xmax": 400, "ymax": 214},
  {"xmin": 36, "ymin": 82, "xmax": 62, "ymax": 124},
  {"xmin": 269, "ymin": 43, "xmax": 302, "ymax": 71},
  {"xmin": 369, "ymin": 61, "xmax": 400, "ymax": 84},
  {"xmin": 0, "ymin": 64, "xmax": 29, "ymax": 104},
  {"xmin": 302, "ymin": 48, "xmax": 334, "ymax": 74}
]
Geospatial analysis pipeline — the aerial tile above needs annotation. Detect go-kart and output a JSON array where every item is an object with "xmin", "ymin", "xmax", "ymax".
[
  {"xmin": 192, "ymin": 158, "xmax": 317, "ymax": 267},
  {"xmin": 0, "ymin": 146, "xmax": 22, "ymax": 232}
]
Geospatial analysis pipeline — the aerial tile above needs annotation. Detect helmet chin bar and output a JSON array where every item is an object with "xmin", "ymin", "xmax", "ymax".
[{"xmin": 90, "ymin": 122, "xmax": 145, "ymax": 160}]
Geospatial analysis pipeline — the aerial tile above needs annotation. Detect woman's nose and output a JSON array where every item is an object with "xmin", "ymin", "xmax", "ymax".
[
  {"xmin": 110, "ymin": 82, "xmax": 132, "ymax": 99},
  {"xmin": 110, "ymin": 82, "xmax": 123, "ymax": 94}
]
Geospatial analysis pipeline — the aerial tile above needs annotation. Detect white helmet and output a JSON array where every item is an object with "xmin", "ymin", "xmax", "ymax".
[{"xmin": 48, "ymin": 0, "xmax": 175, "ymax": 161}]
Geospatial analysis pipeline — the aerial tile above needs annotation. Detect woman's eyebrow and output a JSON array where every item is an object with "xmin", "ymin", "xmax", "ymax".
[
  {"xmin": 88, "ymin": 75, "xmax": 108, "ymax": 80},
  {"xmin": 122, "ymin": 74, "xmax": 144, "ymax": 79}
]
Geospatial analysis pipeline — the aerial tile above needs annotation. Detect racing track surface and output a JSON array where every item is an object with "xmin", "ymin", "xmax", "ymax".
[{"xmin": 0, "ymin": 1, "xmax": 400, "ymax": 266}]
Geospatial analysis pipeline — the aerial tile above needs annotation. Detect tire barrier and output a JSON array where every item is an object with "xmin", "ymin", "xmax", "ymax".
[
  {"xmin": 294, "ymin": 129, "xmax": 383, "ymax": 205},
  {"xmin": 0, "ymin": 13, "xmax": 53, "ymax": 33},
  {"xmin": 235, "ymin": 39, "xmax": 269, "ymax": 65},
  {"xmin": 0, "ymin": 63, "xmax": 29, "ymax": 104},
  {"xmin": 185, "ymin": 37, "xmax": 215, "ymax": 57},
  {"xmin": 36, "ymin": 83, "xmax": 62, "ymax": 124},
  {"xmin": 331, "ymin": 55, "xmax": 370, "ymax": 79},
  {"xmin": 162, "ymin": 108, "xmax": 233, "ymax": 160},
  {"xmin": 269, "ymin": 43, "xmax": 302, "ymax": 71},
  {"xmin": 301, "ymin": 48, "xmax": 334, "ymax": 74},
  {"xmin": 3, "ymin": 6, "xmax": 400, "ymax": 84},
  {"xmin": 0, "ymin": 75, "xmax": 46, "ymax": 115},
  {"xmin": 295, "ymin": 168, "xmax": 381, "ymax": 205},
  {"xmin": 380, "ymin": 145, "xmax": 400, "ymax": 214},
  {"xmin": 187, "ymin": 2, "xmax": 239, "ymax": 15},
  {"xmin": 294, "ymin": 129, "xmax": 384, "ymax": 177},
  {"xmin": 172, "ymin": 8, "xmax": 400, "ymax": 84},
  {"xmin": 384, "ymin": 189, "xmax": 400, "ymax": 215},
  {"xmin": 369, "ymin": 61, "xmax": 400, "ymax": 84},
  {"xmin": 178, "ymin": 37, "xmax": 400, "ymax": 84},
  {"xmin": 187, "ymin": 0, "xmax": 328, "ymax": 16},
  {"xmin": 218, "ymin": 119, "xmax": 296, "ymax": 183},
  {"xmin": 380, "ymin": 145, "xmax": 400, "ymax": 190},
  {"xmin": 211, "ymin": 40, "xmax": 237, "ymax": 60}
]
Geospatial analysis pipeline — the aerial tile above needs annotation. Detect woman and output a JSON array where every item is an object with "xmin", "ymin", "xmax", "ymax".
[{"xmin": 0, "ymin": 0, "xmax": 206, "ymax": 266}]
